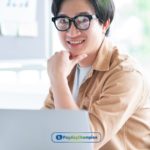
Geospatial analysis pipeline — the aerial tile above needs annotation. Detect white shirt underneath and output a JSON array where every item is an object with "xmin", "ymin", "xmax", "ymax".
[{"xmin": 72, "ymin": 64, "xmax": 92, "ymax": 101}]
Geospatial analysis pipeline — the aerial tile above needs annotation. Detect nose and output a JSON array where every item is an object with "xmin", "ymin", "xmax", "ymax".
[{"xmin": 66, "ymin": 22, "xmax": 81, "ymax": 37}]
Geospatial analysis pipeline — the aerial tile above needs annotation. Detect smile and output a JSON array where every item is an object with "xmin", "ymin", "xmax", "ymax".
[{"xmin": 67, "ymin": 40, "xmax": 85, "ymax": 45}]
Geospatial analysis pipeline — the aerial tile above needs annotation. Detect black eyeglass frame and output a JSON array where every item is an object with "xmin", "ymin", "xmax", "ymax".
[{"xmin": 52, "ymin": 14, "xmax": 98, "ymax": 31}]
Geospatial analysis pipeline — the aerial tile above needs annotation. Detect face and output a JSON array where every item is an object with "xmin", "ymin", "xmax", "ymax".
[{"xmin": 58, "ymin": 0, "xmax": 106, "ymax": 57}]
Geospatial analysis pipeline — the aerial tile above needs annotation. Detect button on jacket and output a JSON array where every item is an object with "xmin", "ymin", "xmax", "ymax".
[{"xmin": 44, "ymin": 38, "xmax": 150, "ymax": 150}]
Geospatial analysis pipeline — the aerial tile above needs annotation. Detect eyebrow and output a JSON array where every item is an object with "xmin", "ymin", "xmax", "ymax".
[
  {"xmin": 58, "ymin": 12, "xmax": 91, "ymax": 17},
  {"xmin": 76, "ymin": 12, "xmax": 91, "ymax": 15}
]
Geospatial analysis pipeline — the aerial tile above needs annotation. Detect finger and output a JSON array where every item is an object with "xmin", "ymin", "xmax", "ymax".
[
  {"xmin": 54, "ymin": 52, "xmax": 59, "ymax": 55},
  {"xmin": 72, "ymin": 54, "xmax": 88, "ymax": 65}
]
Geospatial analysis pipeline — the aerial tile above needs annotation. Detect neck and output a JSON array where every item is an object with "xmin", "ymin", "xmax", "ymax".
[{"xmin": 79, "ymin": 51, "xmax": 98, "ymax": 67}]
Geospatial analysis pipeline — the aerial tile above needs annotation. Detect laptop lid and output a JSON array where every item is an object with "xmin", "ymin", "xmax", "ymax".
[{"xmin": 0, "ymin": 109, "xmax": 94, "ymax": 150}]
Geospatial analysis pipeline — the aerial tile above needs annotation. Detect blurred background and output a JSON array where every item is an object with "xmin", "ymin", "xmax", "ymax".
[{"xmin": 0, "ymin": 0, "xmax": 149, "ymax": 109}]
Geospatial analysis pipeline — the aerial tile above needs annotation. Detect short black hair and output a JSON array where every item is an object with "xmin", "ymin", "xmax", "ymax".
[{"xmin": 51, "ymin": 0, "xmax": 115, "ymax": 36}]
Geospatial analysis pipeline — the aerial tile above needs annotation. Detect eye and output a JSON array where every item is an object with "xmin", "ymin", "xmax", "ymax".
[
  {"xmin": 55, "ymin": 17, "xmax": 70, "ymax": 30},
  {"xmin": 76, "ymin": 16, "xmax": 89, "ymax": 24},
  {"xmin": 75, "ymin": 16, "xmax": 90, "ymax": 29},
  {"xmin": 57, "ymin": 17, "xmax": 69, "ymax": 24}
]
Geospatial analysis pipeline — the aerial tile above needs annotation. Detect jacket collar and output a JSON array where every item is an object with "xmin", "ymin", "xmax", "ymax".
[{"xmin": 93, "ymin": 37, "xmax": 114, "ymax": 71}]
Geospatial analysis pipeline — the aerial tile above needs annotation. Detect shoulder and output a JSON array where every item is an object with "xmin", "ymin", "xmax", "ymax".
[{"xmin": 108, "ymin": 43, "xmax": 142, "ymax": 75}]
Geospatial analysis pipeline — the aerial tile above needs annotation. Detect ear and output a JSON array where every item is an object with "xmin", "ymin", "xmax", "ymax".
[{"xmin": 102, "ymin": 19, "xmax": 110, "ymax": 33}]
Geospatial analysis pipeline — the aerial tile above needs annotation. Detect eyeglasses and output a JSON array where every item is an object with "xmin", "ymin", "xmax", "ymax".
[{"xmin": 52, "ymin": 14, "xmax": 98, "ymax": 31}]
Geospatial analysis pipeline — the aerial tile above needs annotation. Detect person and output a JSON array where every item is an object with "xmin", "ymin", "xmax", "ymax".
[{"xmin": 44, "ymin": 0, "xmax": 150, "ymax": 149}]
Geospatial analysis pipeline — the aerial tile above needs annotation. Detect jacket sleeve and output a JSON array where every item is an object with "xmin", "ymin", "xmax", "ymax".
[
  {"xmin": 44, "ymin": 88, "xmax": 55, "ymax": 109},
  {"xmin": 87, "ymin": 70, "xmax": 148, "ymax": 149}
]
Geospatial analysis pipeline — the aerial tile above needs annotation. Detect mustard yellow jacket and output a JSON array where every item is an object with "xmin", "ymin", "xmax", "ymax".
[{"xmin": 44, "ymin": 38, "xmax": 150, "ymax": 150}]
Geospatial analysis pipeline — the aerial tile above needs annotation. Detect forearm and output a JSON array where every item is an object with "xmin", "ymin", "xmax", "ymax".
[
  {"xmin": 47, "ymin": 51, "xmax": 87, "ymax": 109},
  {"xmin": 51, "ymin": 77, "xmax": 79, "ymax": 109}
]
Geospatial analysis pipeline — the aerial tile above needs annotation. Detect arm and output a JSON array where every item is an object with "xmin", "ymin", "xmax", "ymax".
[
  {"xmin": 46, "ymin": 51, "xmax": 87, "ymax": 109},
  {"xmin": 51, "ymin": 75, "xmax": 78, "ymax": 109},
  {"xmin": 44, "ymin": 88, "xmax": 55, "ymax": 109},
  {"xmin": 88, "ymin": 70, "xmax": 146, "ymax": 149}
]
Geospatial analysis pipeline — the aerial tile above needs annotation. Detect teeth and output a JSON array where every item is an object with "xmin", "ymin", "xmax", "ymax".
[{"xmin": 69, "ymin": 40, "xmax": 83, "ymax": 44}]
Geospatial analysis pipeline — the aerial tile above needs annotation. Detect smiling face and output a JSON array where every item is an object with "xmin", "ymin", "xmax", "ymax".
[{"xmin": 57, "ymin": 0, "xmax": 106, "ymax": 58}]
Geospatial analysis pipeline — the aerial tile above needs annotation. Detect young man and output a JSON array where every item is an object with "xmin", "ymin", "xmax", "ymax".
[{"xmin": 44, "ymin": 0, "xmax": 150, "ymax": 149}]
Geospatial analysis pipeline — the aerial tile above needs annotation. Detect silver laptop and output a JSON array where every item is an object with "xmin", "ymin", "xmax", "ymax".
[{"xmin": 0, "ymin": 109, "xmax": 94, "ymax": 150}]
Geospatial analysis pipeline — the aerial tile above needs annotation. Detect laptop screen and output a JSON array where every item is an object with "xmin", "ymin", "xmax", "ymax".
[{"xmin": 0, "ymin": 109, "xmax": 94, "ymax": 150}]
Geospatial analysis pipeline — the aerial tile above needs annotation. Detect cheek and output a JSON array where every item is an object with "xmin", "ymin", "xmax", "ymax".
[
  {"xmin": 58, "ymin": 32, "xmax": 63, "ymax": 41},
  {"xmin": 91, "ymin": 24, "xmax": 103, "ymax": 40},
  {"xmin": 91, "ymin": 21, "xmax": 103, "ymax": 35},
  {"xmin": 93, "ymin": 25, "xmax": 103, "ymax": 36},
  {"xmin": 87, "ymin": 28, "xmax": 101, "ymax": 44},
  {"xmin": 86, "ymin": 25, "xmax": 104, "ymax": 51},
  {"xmin": 58, "ymin": 33, "xmax": 66, "ymax": 46}
]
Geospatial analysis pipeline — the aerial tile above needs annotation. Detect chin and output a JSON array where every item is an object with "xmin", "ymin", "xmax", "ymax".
[
  {"xmin": 69, "ymin": 50, "xmax": 83, "ymax": 58},
  {"xmin": 65, "ymin": 42, "xmax": 87, "ymax": 57}
]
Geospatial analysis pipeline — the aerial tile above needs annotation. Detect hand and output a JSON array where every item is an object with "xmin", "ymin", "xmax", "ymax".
[{"xmin": 47, "ymin": 51, "xmax": 87, "ymax": 81}]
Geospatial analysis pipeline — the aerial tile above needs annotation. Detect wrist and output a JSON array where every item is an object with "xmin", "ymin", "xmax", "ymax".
[{"xmin": 50, "ymin": 74, "xmax": 68, "ymax": 87}]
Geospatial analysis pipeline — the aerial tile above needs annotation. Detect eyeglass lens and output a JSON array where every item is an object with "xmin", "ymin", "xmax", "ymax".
[
  {"xmin": 55, "ymin": 15, "xmax": 90, "ymax": 31},
  {"xmin": 75, "ymin": 16, "xmax": 90, "ymax": 29}
]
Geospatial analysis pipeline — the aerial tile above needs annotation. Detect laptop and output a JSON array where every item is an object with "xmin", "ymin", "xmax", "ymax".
[{"xmin": 0, "ymin": 109, "xmax": 94, "ymax": 150}]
